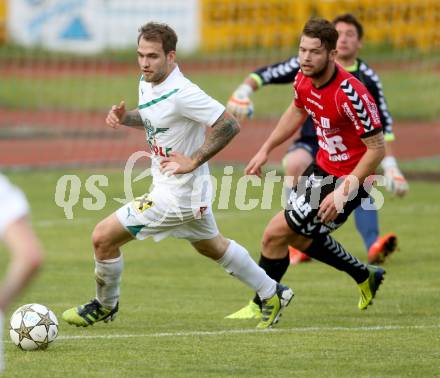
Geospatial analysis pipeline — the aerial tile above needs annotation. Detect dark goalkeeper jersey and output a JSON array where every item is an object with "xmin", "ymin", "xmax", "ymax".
[{"xmin": 252, "ymin": 57, "xmax": 393, "ymax": 139}]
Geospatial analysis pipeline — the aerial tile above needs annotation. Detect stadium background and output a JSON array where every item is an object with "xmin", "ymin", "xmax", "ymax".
[
  {"xmin": 1, "ymin": 2, "xmax": 439, "ymax": 376},
  {"xmin": 0, "ymin": 0, "xmax": 439, "ymax": 169}
]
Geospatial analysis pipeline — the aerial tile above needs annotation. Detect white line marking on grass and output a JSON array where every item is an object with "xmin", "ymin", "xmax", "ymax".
[{"xmin": 58, "ymin": 324, "xmax": 440, "ymax": 341}]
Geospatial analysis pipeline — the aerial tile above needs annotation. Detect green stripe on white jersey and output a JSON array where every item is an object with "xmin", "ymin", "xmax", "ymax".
[{"xmin": 138, "ymin": 88, "xmax": 179, "ymax": 109}]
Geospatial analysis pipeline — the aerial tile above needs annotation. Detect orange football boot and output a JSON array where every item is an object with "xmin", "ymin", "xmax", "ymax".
[
  {"xmin": 289, "ymin": 246, "xmax": 311, "ymax": 265},
  {"xmin": 367, "ymin": 233, "xmax": 398, "ymax": 264}
]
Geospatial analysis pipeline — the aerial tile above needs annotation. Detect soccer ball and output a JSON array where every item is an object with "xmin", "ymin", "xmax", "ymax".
[{"xmin": 9, "ymin": 303, "xmax": 58, "ymax": 351}]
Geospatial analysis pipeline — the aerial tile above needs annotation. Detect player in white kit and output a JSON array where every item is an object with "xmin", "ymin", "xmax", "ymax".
[
  {"xmin": 62, "ymin": 22, "xmax": 293, "ymax": 329},
  {"xmin": 0, "ymin": 174, "xmax": 43, "ymax": 372}
]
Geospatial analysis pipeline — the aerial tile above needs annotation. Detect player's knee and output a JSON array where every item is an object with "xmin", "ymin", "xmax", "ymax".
[
  {"xmin": 284, "ymin": 150, "xmax": 313, "ymax": 183},
  {"xmin": 286, "ymin": 160, "xmax": 305, "ymax": 179},
  {"xmin": 284, "ymin": 165, "xmax": 304, "ymax": 189},
  {"xmin": 23, "ymin": 244, "xmax": 44, "ymax": 273},
  {"xmin": 261, "ymin": 228, "xmax": 284, "ymax": 253},
  {"xmin": 92, "ymin": 222, "xmax": 113, "ymax": 257},
  {"xmin": 192, "ymin": 234, "xmax": 229, "ymax": 260},
  {"xmin": 30, "ymin": 246, "xmax": 44, "ymax": 271}
]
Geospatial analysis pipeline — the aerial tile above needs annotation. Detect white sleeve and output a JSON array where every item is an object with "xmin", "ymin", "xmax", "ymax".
[{"xmin": 176, "ymin": 83, "xmax": 225, "ymax": 127}]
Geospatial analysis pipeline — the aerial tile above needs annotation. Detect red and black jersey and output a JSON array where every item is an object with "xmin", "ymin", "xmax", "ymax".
[
  {"xmin": 254, "ymin": 57, "xmax": 393, "ymax": 138},
  {"xmin": 293, "ymin": 65, "xmax": 382, "ymax": 177}
]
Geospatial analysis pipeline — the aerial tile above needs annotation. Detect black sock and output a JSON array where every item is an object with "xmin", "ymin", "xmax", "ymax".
[
  {"xmin": 252, "ymin": 253, "xmax": 290, "ymax": 307},
  {"xmin": 304, "ymin": 235, "xmax": 369, "ymax": 284}
]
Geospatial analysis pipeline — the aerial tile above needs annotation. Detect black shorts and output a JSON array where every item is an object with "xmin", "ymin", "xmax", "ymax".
[
  {"xmin": 286, "ymin": 136, "xmax": 319, "ymax": 158},
  {"xmin": 284, "ymin": 163, "xmax": 370, "ymax": 238}
]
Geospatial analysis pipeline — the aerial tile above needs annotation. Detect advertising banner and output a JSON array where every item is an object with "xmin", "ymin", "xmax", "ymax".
[{"xmin": 8, "ymin": 0, "xmax": 199, "ymax": 53}]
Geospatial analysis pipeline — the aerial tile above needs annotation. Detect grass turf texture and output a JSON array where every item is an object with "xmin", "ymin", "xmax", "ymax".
[
  {"xmin": 0, "ymin": 167, "xmax": 439, "ymax": 377},
  {"xmin": 1, "ymin": 69, "xmax": 440, "ymax": 122}
]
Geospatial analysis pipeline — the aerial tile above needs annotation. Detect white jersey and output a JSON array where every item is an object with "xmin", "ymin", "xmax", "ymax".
[{"xmin": 138, "ymin": 65, "xmax": 224, "ymax": 209}]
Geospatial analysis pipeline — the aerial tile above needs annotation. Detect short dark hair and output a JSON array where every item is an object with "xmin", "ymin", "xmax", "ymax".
[
  {"xmin": 332, "ymin": 13, "xmax": 364, "ymax": 40},
  {"xmin": 302, "ymin": 17, "xmax": 338, "ymax": 52},
  {"xmin": 137, "ymin": 22, "xmax": 178, "ymax": 54}
]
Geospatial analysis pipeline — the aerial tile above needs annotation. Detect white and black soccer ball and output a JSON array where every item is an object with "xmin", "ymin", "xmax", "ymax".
[{"xmin": 9, "ymin": 303, "xmax": 58, "ymax": 351}]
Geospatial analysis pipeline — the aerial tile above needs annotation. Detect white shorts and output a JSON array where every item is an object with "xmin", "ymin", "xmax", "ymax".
[
  {"xmin": 115, "ymin": 192, "xmax": 219, "ymax": 242},
  {"xmin": 0, "ymin": 174, "xmax": 29, "ymax": 237}
]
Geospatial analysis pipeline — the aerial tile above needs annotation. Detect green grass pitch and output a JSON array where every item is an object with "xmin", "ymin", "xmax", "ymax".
[
  {"xmin": 1, "ymin": 69, "xmax": 440, "ymax": 121},
  {"xmin": 1, "ymin": 167, "xmax": 439, "ymax": 377}
]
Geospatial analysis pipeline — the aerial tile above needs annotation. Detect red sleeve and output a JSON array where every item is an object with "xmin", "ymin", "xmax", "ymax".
[
  {"xmin": 293, "ymin": 72, "xmax": 305, "ymax": 109},
  {"xmin": 339, "ymin": 77, "xmax": 382, "ymax": 138}
]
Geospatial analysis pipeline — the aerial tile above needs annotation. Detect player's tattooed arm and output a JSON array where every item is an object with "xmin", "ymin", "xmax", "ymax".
[
  {"xmin": 318, "ymin": 131, "xmax": 385, "ymax": 223},
  {"xmin": 349, "ymin": 130, "xmax": 385, "ymax": 184},
  {"xmin": 160, "ymin": 112, "xmax": 239, "ymax": 175},
  {"xmin": 122, "ymin": 110, "xmax": 144, "ymax": 128},
  {"xmin": 362, "ymin": 131, "xmax": 385, "ymax": 150},
  {"xmin": 106, "ymin": 101, "xmax": 143, "ymax": 130},
  {"xmin": 191, "ymin": 111, "xmax": 240, "ymax": 167}
]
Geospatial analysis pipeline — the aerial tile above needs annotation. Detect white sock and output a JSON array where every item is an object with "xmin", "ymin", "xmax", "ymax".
[
  {"xmin": 95, "ymin": 255, "xmax": 123, "ymax": 309},
  {"xmin": 217, "ymin": 240, "xmax": 276, "ymax": 300}
]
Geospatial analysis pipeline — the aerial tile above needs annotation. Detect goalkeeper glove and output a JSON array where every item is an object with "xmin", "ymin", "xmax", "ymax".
[
  {"xmin": 226, "ymin": 84, "xmax": 254, "ymax": 120},
  {"xmin": 381, "ymin": 156, "xmax": 409, "ymax": 197}
]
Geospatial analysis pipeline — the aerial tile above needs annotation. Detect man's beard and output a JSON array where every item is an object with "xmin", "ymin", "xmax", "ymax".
[
  {"xmin": 308, "ymin": 57, "xmax": 330, "ymax": 80},
  {"xmin": 144, "ymin": 69, "xmax": 166, "ymax": 84}
]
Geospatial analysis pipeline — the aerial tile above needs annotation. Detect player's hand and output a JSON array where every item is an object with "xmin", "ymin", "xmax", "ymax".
[
  {"xmin": 384, "ymin": 166, "xmax": 409, "ymax": 197},
  {"xmin": 226, "ymin": 84, "xmax": 254, "ymax": 121},
  {"xmin": 106, "ymin": 100, "xmax": 126, "ymax": 129},
  {"xmin": 381, "ymin": 156, "xmax": 409, "ymax": 197},
  {"xmin": 245, "ymin": 149, "xmax": 268, "ymax": 177},
  {"xmin": 160, "ymin": 151, "xmax": 197, "ymax": 175},
  {"xmin": 318, "ymin": 191, "xmax": 336, "ymax": 223},
  {"xmin": 318, "ymin": 178, "xmax": 357, "ymax": 223}
]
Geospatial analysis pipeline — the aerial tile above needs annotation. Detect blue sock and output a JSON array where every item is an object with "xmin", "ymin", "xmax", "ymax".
[{"xmin": 354, "ymin": 197, "xmax": 379, "ymax": 253}]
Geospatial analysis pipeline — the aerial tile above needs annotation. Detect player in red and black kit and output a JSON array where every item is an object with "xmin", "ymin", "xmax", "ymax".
[
  {"xmin": 227, "ymin": 14, "xmax": 408, "ymax": 267},
  {"xmin": 228, "ymin": 17, "xmax": 386, "ymax": 322}
]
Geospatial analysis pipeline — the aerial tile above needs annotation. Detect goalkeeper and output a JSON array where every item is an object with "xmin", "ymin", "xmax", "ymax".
[{"xmin": 227, "ymin": 13, "xmax": 408, "ymax": 265}]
